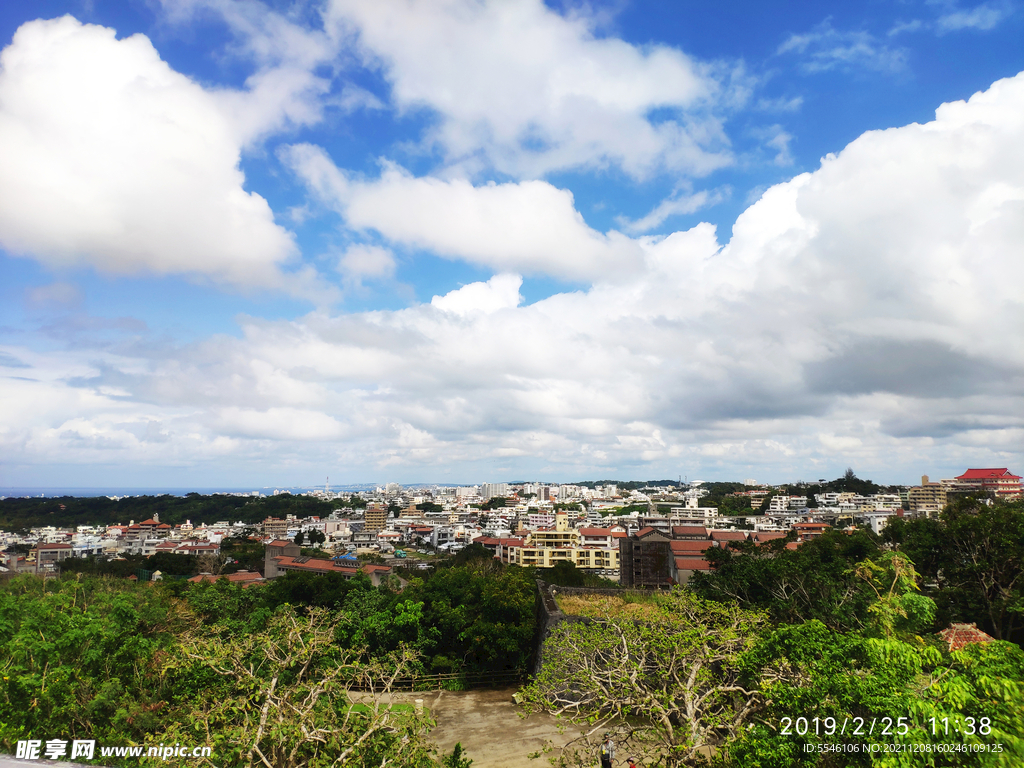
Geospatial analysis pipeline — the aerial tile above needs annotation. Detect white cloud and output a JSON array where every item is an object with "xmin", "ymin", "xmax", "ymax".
[
  {"xmin": 0, "ymin": 16, "xmax": 316, "ymax": 295},
  {"xmin": 778, "ymin": 21, "xmax": 909, "ymax": 73},
  {"xmin": 936, "ymin": 3, "xmax": 1009, "ymax": 32},
  {"xmin": 338, "ymin": 244, "xmax": 397, "ymax": 286},
  {"xmin": 322, "ymin": 0, "xmax": 738, "ymax": 179},
  {"xmin": 284, "ymin": 144, "xmax": 643, "ymax": 280},
  {"xmin": 4, "ymin": 72, "xmax": 1024, "ymax": 482},
  {"xmin": 157, "ymin": 0, "xmax": 340, "ymax": 143},
  {"xmin": 616, "ymin": 187, "xmax": 728, "ymax": 235},
  {"xmin": 431, "ymin": 274, "xmax": 523, "ymax": 316}
]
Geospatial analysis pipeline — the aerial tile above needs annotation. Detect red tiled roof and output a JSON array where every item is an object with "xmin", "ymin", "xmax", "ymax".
[
  {"xmin": 674, "ymin": 557, "xmax": 713, "ymax": 571},
  {"xmin": 672, "ymin": 526, "xmax": 708, "ymax": 538},
  {"xmin": 937, "ymin": 623, "xmax": 995, "ymax": 651},
  {"xmin": 267, "ymin": 539, "xmax": 294, "ymax": 547},
  {"xmin": 710, "ymin": 531, "xmax": 748, "ymax": 541},
  {"xmin": 579, "ymin": 528, "xmax": 614, "ymax": 537},
  {"xmin": 956, "ymin": 468, "xmax": 1019, "ymax": 480},
  {"xmin": 139, "ymin": 519, "xmax": 159, "ymax": 526},
  {"xmin": 752, "ymin": 532, "xmax": 788, "ymax": 543},
  {"xmin": 636, "ymin": 526, "xmax": 657, "ymax": 537},
  {"xmin": 670, "ymin": 540, "xmax": 713, "ymax": 552},
  {"xmin": 275, "ymin": 556, "xmax": 359, "ymax": 575},
  {"xmin": 785, "ymin": 542, "xmax": 801, "ymax": 550},
  {"xmin": 274, "ymin": 556, "xmax": 392, "ymax": 577}
]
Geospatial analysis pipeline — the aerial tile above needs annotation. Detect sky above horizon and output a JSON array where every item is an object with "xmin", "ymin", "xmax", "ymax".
[{"xmin": 1, "ymin": 0, "xmax": 1022, "ymax": 489}]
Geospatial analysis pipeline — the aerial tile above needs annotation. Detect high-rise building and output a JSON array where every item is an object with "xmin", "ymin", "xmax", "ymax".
[
  {"xmin": 364, "ymin": 503, "xmax": 387, "ymax": 532},
  {"xmin": 480, "ymin": 483, "xmax": 508, "ymax": 500}
]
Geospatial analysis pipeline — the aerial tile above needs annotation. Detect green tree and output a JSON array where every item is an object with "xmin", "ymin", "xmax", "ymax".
[
  {"xmin": 520, "ymin": 589, "xmax": 765, "ymax": 767},
  {"xmin": 884, "ymin": 499, "xmax": 1024, "ymax": 642},
  {"xmin": 726, "ymin": 623, "xmax": 1024, "ymax": 767},
  {"xmin": 0, "ymin": 575, "xmax": 185, "ymax": 750},
  {"xmin": 691, "ymin": 529, "xmax": 879, "ymax": 631},
  {"xmin": 157, "ymin": 606, "xmax": 439, "ymax": 768}
]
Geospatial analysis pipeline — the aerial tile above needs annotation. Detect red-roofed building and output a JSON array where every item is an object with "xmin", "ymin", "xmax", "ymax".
[
  {"xmin": 937, "ymin": 623, "xmax": 995, "ymax": 652},
  {"xmin": 709, "ymin": 530, "xmax": 748, "ymax": 544},
  {"xmin": 792, "ymin": 522, "xmax": 830, "ymax": 541},
  {"xmin": 578, "ymin": 527, "xmax": 627, "ymax": 548},
  {"xmin": 269, "ymin": 554, "xmax": 393, "ymax": 587},
  {"xmin": 669, "ymin": 540, "xmax": 713, "ymax": 554},
  {"xmin": 34, "ymin": 543, "xmax": 72, "ymax": 574},
  {"xmin": 672, "ymin": 557, "xmax": 714, "ymax": 585},
  {"xmin": 955, "ymin": 468, "xmax": 1022, "ymax": 500}
]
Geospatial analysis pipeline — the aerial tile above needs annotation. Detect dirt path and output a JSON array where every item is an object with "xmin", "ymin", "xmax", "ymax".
[{"xmin": 427, "ymin": 687, "xmax": 581, "ymax": 768}]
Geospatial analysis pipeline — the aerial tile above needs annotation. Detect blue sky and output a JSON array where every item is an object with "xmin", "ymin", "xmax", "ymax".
[{"xmin": 1, "ymin": 0, "xmax": 1022, "ymax": 488}]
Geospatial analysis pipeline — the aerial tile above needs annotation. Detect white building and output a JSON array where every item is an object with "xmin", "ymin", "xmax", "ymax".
[{"xmin": 480, "ymin": 483, "xmax": 509, "ymax": 500}]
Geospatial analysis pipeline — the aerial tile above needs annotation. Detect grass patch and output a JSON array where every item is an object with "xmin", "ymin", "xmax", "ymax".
[{"xmin": 554, "ymin": 592, "xmax": 671, "ymax": 621}]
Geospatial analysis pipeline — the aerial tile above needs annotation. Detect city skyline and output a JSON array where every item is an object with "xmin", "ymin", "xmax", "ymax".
[{"xmin": 1, "ymin": 0, "xmax": 1023, "ymax": 488}]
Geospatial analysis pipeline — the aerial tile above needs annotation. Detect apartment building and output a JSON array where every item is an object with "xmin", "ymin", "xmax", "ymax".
[
  {"xmin": 364, "ymin": 503, "xmax": 387, "ymax": 532},
  {"xmin": 907, "ymin": 476, "xmax": 948, "ymax": 514}
]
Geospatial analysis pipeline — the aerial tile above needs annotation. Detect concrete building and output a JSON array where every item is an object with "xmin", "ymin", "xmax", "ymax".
[
  {"xmin": 907, "ymin": 476, "xmax": 948, "ymax": 514},
  {"xmin": 618, "ymin": 527, "xmax": 673, "ymax": 589},
  {"xmin": 263, "ymin": 517, "xmax": 289, "ymax": 539},
  {"xmin": 480, "ymin": 483, "xmax": 508, "ymax": 500},
  {"xmin": 364, "ymin": 503, "xmax": 387, "ymax": 532},
  {"xmin": 34, "ymin": 543, "xmax": 72, "ymax": 574}
]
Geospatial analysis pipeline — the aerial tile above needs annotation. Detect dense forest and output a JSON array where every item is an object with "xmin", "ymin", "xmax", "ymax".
[
  {"xmin": 0, "ymin": 492, "xmax": 368, "ymax": 530},
  {"xmin": 0, "ymin": 548, "xmax": 534, "ymax": 767}
]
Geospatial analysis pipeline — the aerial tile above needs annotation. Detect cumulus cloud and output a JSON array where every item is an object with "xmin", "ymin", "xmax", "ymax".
[
  {"xmin": 431, "ymin": 274, "xmax": 523, "ymax": 316},
  {"xmin": 4, "ymin": 72, "xmax": 1024, "ymax": 481},
  {"xmin": 284, "ymin": 144, "xmax": 643, "ymax": 280},
  {"xmin": 321, "ymin": 0, "xmax": 737, "ymax": 179},
  {"xmin": 0, "ymin": 17, "xmax": 314, "ymax": 294}
]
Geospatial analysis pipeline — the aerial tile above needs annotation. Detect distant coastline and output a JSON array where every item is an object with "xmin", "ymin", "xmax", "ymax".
[{"xmin": 0, "ymin": 485, "xmax": 377, "ymax": 499}]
